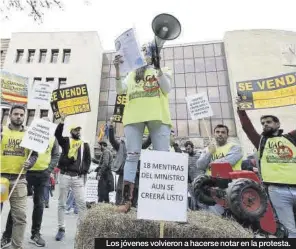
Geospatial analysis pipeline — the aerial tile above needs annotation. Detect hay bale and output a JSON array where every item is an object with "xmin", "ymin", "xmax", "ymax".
[{"xmin": 76, "ymin": 204, "xmax": 252, "ymax": 249}]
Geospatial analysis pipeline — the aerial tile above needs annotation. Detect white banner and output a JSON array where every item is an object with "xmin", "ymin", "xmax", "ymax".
[
  {"xmin": 185, "ymin": 92, "xmax": 213, "ymax": 120},
  {"xmin": 20, "ymin": 118, "xmax": 57, "ymax": 153},
  {"xmin": 137, "ymin": 150, "xmax": 188, "ymax": 222},
  {"xmin": 85, "ymin": 178, "xmax": 98, "ymax": 203}
]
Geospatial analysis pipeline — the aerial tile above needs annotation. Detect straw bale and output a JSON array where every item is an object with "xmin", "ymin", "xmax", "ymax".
[{"xmin": 75, "ymin": 204, "xmax": 252, "ymax": 249}]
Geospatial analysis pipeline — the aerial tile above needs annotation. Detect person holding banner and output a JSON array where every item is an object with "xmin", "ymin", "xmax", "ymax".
[
  {"xmin": 0, "ymin": 105, "xmax": 38, "ymax": 249},
  {"xmin": 113, "ymin": 43, "xmax": 173, "ymax": 213},
  {"xmin": 54, "ymin": 114, "xmax": 91, "ymax": 241},
  {"xmin": 196, "ymin": 124, "xmax": 243, "ymax": 215}
]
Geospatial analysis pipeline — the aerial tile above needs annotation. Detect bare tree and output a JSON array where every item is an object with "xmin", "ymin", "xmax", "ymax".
[{"xmin": 0, "ymin": 0, "xmax": 66, "ymax": 22}]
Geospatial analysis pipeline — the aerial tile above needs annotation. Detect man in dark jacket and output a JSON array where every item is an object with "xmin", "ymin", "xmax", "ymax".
[
  {"xmin": 108, "ymin": 120, "xmax": 151, "ymax": 206},
  {"xmin": 54, "ymin": 114, "xmax": 91, "ymax": 241}
]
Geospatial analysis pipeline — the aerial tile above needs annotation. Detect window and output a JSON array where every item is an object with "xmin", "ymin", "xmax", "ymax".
[
  {"xmin": 102, "ymin": 65, "xmax": 110, "ymax": 74},
  {"xmin": 107, "ymin": 106, "xmax": 114, "ymax": 120},
  {"xmin": 176, "ymin": 88, "xmax": 186, "ymax": 103},
  {"xmin": 99, "ymin": 91, "xmax": 108, "ymax": 105},
  {"xmin": 58, "ymin": 78, "xmax": 67, "ymax": 87},
  {"xmin": 1, "ymin": 108, "xmax": 9, "ymax": 125},
  {"xmin": 15, "ymin": 49, "xmax": 24, "ymax": 63},
  {"xmin": 174, "ymin": 60, "xmax": 184, "ymax": 73},
  {"xmin": 183, "ymin": 46, "xmax": 193, "ymax": 58},
  {"xmin": 215, "ymin": 56, "xmax": 227, "ymax": 71},
  {"xmin": 194, "ymin": 58, "xmax": 205, "ymax": 72},
  {"xmin": 203, "ymin": 44, "xmax": 215, "ymax": 57},
  {"xmin": 108, "ymin": 91, "xmax": 117, "ymax": 105},
  {"xmin": 205, "ymin": 57, "xmax": 216, "ymax": 72},
  {"xmin": 174, "ymin": 74, "xmax": 185, "ymax": 88},
  {"xmin": 188, "ymin": 119, "xmax": 200, "ymax": 136},
  {"xmin": 217, "ymin": 71, "xmax": 228, "ymax": 86},
  {"xmin": 33, "ymin": 77, "xmax": 42, "ymax": 84},
  {"xmin": 62, "ymin": 49, "xmax": 71, "ymax": 63},
  {"xmin": 174, "ymin": 47, "xmax": 183, "ymax": 59},
  {"xmin": 206, "ymin": 72, "xmax": 218, "ymax": 86},
  {"xmin": 26, "ymin": 110, "xmax": 35, "ymax": 126},
  {"xmin": 165, "ymin": 60, "xmax": 174, "ymax": 74},
  {"xmin": 109, "ymin": 77, "xmax": 116, "ymax": 91},
  {"xmin": 214, "ymin": 43, "xmax": 224, "ymax": 56},
  {"xmin": 40, "ymin": 110, "xmax": 49, "ymax": 118},
  {"xmin": 219, "ymin": 86, "xmax": 231, "ymax": 102},
  {"xmin": 169, "ymin": 105, "xmax": 176, "ymax": 120},
  {"xmin": 223, "ymin": 119, "xmax": 237, "ymax": 136},
  {"xmin": 27, "ymin": 49, "xmax": 35, "ymax": 63},
  {"xmin": 39, "ymin": 49, "xmax": 47, "ymax": 63},
  {"xmin": 100, "ymin": 78, "xmax": 109, "ymax": 91},
  {"xmin": 177, "ymin": 120, "xmax": 188, "ymax": 137},
  {"xmin": 195, "ymin": 73, "xmax": 207, "ymax": 87},
  {"xmin": 102, "ymin": 54, "xmax": 111, "ymax": 65},
  {"xmin": 168, "ymin": 89, "xmax": 176, "ymax": 103},
  {"xmin": 98, "ymin": 106, "xmax": 107, "ymax": 121},
  {"xmin": 186, "ymin": 87, "xmax": 197, "ymax": 97},
  {"xmin": 110, "ymin": 64, "xmax": 116, "ymax": 77},
  {"xmin": 184, "ymin": 59, "xmax": 195, "ymax": 73},
  {"xmin": 176, "ymin": 103, "xmax": 187, "ymax": 119},
  {"xmin": 46, "ymin": 77, "xmax": 54, "ymax": 83},
  {"xmin": 221, "ymin": 103, "xmax": 234, "ymax": 118},
  {"xmin": 193, "ymin": 45, "xmax": 203, "ymax": 57},
  {"xmin": 185, "ymin": 73, "xmax": 196, "ymax": 87},
  {"xmin": 210, "ymin": 103, "xmax": 222, "ymax": 118},
  {"xmin": 207, "ymin": 87, "xmax": 220, "ymax": 102},
  {"xmin": 50, "ymin": 49, "xmax": 59, "ymax": 63},
  {"xmin": 163, "ymin": 48, "xmax": 174, "ymax": 60}
]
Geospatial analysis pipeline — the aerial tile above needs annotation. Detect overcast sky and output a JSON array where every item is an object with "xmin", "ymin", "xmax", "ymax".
[{"xmin": 1, "ymin": 0, "xmax": 295, "ymax": 51}]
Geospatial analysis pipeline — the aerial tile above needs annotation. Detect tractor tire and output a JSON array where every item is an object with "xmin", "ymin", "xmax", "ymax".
[
  {"xmin": 227, "ymin": 178, "xmax": 268, "ymax": 223},
  {"xmin": 192, "ymin": 175, "xmax": 216, "ymax": 206}
]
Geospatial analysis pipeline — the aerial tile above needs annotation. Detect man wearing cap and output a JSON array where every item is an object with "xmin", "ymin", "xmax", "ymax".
[{"xmin": 54, "ymin": 114, "xmax": 91, "ymax": 241}]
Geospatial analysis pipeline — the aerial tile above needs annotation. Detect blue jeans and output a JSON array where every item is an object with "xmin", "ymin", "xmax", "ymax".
[
  {"xmin": 268, "ymin": 185, "xmax": 296, "ymax": 238},
  {"xmin": 123, "ymin": 121, "xmax": 171, "ymax": 183}
]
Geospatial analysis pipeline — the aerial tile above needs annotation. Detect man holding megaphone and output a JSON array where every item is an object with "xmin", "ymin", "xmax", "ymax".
[{"xmin": 113, "ymin": 13, "xmax": 181, "ymax": 213}]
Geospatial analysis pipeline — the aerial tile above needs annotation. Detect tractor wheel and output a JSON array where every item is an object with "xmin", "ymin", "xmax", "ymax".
[
  {"xmin": 192, "ymin": 175, "xmax": 216, "ymax": 206},
  {"xmin": 227, "ymin": 179, "xmax": 268, "ymax": 222}
]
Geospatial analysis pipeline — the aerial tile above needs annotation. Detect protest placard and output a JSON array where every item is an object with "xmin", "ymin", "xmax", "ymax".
[
  {"xmin": 50, "ymin": 84, "xmax": 91, "ymax": 119},
  {"xmin": 85, "ymin": 173, "xmax": 98, "ymax": 203},
  {"xmin": 113, "ymin": 94, "xmax": 127, "ymax": 123},
  {"xmin": 237, "ymin": 72, "xmax": 296, "ymax": 110},
  {"xmin": 20, "ymin": 118, "xmax": 57, "ymax": 153},
  {"xmin": 137, "ymin": 150, "xmax": 188, "ymax": 222},
  {"xmin": 185, "ymin": 92, "xmax": 213, "ymax": 120},
  {"xmin": 0, "ymin": 71, "xmax": 28, "ymax": 106},
  {"xmin": 29, "ymin": 81, "xmax": 54, "ymax": 108}
]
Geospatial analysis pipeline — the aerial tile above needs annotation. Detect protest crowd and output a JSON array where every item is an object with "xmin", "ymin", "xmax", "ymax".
[{"xmin": 1, "ymin": 35, "xmax": 296, "ymax": 249}]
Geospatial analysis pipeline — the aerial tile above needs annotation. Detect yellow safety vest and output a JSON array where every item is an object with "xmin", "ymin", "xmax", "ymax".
[
  {"xmin": 30, "ymin": 138, "xmax": 55, "ymax": 171},
  {"xmin": 68, "ymin": 138, "xmax": 83, "ymax": 160},
  {"xmin": 1, "ymin": 126, "xmax": 29, "ymax": 174},
  {"xmin": 261, "ymin": 136, "xmax": 296, "ymax": 185},
  {"xmin": 206, "ymin": 142, "xmax": 242, "ymax": 175},
  {"xmin": 122, "ymin": 67, "xmax": 172, "ymax": 127}
]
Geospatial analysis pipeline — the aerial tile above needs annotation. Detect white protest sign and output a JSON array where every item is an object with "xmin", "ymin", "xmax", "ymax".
[
  {"xmin": 185, "ymin": 92, "xmax": 213, "ymax": 120},
  {"xmin": 29, "ymin": 82, "xmax": 54, "ymax": 108},
  {"xmin": 85, "ymin": 177, "xmax": 98, "ymax": 203},
  {"xmin": 20, "ymin": 118, "xmax": 57, "ymax": 153},
  {"xmin": 137, "ymin": 150, "xmax": 188, "ymax": 222}
]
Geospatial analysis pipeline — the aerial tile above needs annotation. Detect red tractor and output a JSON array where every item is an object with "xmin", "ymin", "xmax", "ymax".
[{"xmin": 192, "ymin": 162, "xmax": 288, "ymax": 238}]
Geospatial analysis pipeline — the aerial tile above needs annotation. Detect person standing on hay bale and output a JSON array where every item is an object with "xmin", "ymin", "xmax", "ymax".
[
  {"xmin": 108, "ymin": 117, "xmax": 152, "ymax": 205},
  {"xmin": 54, "ymin": 114, "xmax": 91, "ymax": 241},
  {"xmin": 113, "ymin": 43, "xmax": 173, "ymax": 213}
]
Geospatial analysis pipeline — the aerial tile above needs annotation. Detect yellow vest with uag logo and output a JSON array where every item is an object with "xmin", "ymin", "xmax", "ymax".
[
  {"xmin": 206, "ymin": 142, "xmax": 242, "ymax": 175},
  {"xmin": 1, "ymin": 126, "xmax": 29, "ymax": 174},
  {"xmin": 122, "ymin": 67, "xmax": 172, "ymax": 127},
  {"xmin": 30, "ymin": 138, "xmax": 55, "ymax": 171},
  {"xmin": 261, "ymin": 136, "xmax": 296, "ymax": 185}
]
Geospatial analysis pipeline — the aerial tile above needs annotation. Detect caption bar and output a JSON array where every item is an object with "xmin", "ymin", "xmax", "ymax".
[{"xmin": 95, "ymin": 238, "xmax": 295, "ymax": 249}]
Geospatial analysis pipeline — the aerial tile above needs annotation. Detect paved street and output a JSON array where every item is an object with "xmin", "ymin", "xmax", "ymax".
[{"xmin": 1, "ymin": 189, "xmax": 77, "ymax": 249}]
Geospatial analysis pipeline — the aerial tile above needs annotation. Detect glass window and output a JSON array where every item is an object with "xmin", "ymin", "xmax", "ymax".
[
  {"xmin": 98, "ymin": 106, "xmax": 107, "ymax": 121},
  {"xmin": 109, "ymin": 77, "xmax": 116, "ymax": 91},
  {"xmin": 99, "ymin": 91, "xmax": 108, "ymax": 105},
  {"xmin": 194, "ymin": 58, "xmax": 205, "ymax": 72},
  {"xmin": 102, "ymin": 54, "xmax": 111, "ymax": 65},
  {"xmin": 33, "ymin": 77, "xmax": 42, "ymax": 84},
  {"xmin": 195, "ymin": 73, "xmax": 207, "ymax": 87},
  {"xmin": 39, "ymin": 49, "xmax": 47, "ymax": 63},
  {"xmin": 174, "ymin": 74, "xmax": 185, "ymax": 88},
  {"xmin": 62, "ymin": 49, "xmax": 71, "ymax": 63},
  {"xmin": 219, "ymin": 86, "xmax": 231, "ymax": 102},
  {"xmin": 110, "ymin": 64, "xmax": 116, "ymax": 77},
  {"xmin": 46, "ymin": 77, "xmax": 54, "ymax": 83},
  {"xmin": 203, "ymin": 44, "xmax": 214, "ymax": 57},
  {"xmin": 100, "ymin": 78, "xmax": 109, "ymax": 91},
  {"xmin": 214, "ymin": 43, "xmax": 223, "ymax": 56},
  {"xmin": 197, "ymin": 87, "xmax": 208, "ymax": 97},
  {"xmin": 108, "ymin": 91, "xmax": 117, "ymax": 105},
  {"xmin": 215, "ymin": 56, "xmax": 227, "ymax": 71},
  {"xmin": 177, "ymin": 120, "xmax": 188, "ymax": 137},
  {"xmin": 193, "ymin": 45, "xmax": 203, "ymax": 57},
  {"xmin": 102, "ymin": 65, "xmax": 110, "ymax": 73},
  {"xmin": 186, "ymin": 87, "xmax": 197, "ymax": 97},
  {"xmin": 1, "ymin": 108, "xmax": 9, "ymax": 125},
  {"xmin": 174, "ymin": 60, "xmax": 184, "ymax": 73},
  {"xmin": 175, "ymin": 88, "xmax": 186, "ymax": 103},
  {"xmin": 221, "ymin": 103, "xmax": 234, "ymax": 118},
  {"xmin": 40, "ymin": 110, "xmax": 49, "ymax": 118},
  {"xmin": 208, "ymin": 87, "xmax": 220, "ymax": 102},
  {"xmin": 107, "ymin": 106, "xmax": 114, "ymax": 120},
  {"xmin": 165, "ymin": 60, "xmax": 174, "ymax": 73},
  {"xmin": 183, "ymin": 46, "xmax": 193, "ymax": 58},
  {"xmin": 217, "ymin": 71, "xmax": 229, "ymax": 86},
  {"xmin": 15, "ymin": 49, "xmax": 24, "ymax": 63},
  {"xmin": 27, "ymin": 49, "xmax": 35, "ymax": 63},
  {"xmin": 50, "ymin": 49, "xmax": 59, "ymax": 63},
  {"xmin": 184, "ymin": 59, "xmax": 195, "ymax": 73},
  {"xmin": 26, "ymin": 110, "xmax": 35, "ymax": 126},
  {"xmin": 211, "ymin": 103, "xmax": 222, "ymax": 118},
  {"xmin": 188, "ymin": 119, "xmax": 200, "ymax": 136},
  {"xmin": 205, "ymin": 57, "xmax": 216, "ymax": 72},
  {"xmin": 200, "ymin": 118, "xmax": 212, "ymax": 137},
  {"xmin": 174, "ymin": 47, "xmax": 183, "ymax": 59},
  {"xmin": 169, "ymin": 88, "xmax": 176, "ymax": 103},
  {"xmin": 211, "ymin": 119, "xmax": 223, "ymax": 132},
  {"xmin": 58, "ymin": 78, "xmax": 67, "ymax": 87},
  {"xmin": 223, "ymin": 119, "xmax": 237, "ymax": 136},
  {"xmin": 206, "ymin": 72, "xmax": 218, "ymax": 86},
  {"xmin": 185, "ymin": 73, "xmax": 196, "ymax": 87},
  {"xmin": 169, "ymin": 105, "xmax": 176, "ymax": 120},
  {"xmin": 176, "ymin": 103, "xmax": 187, "ymax": 119},
  {"xmin": 163, "ymin": 48, "xmax": 174, "ymax": 60}
]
